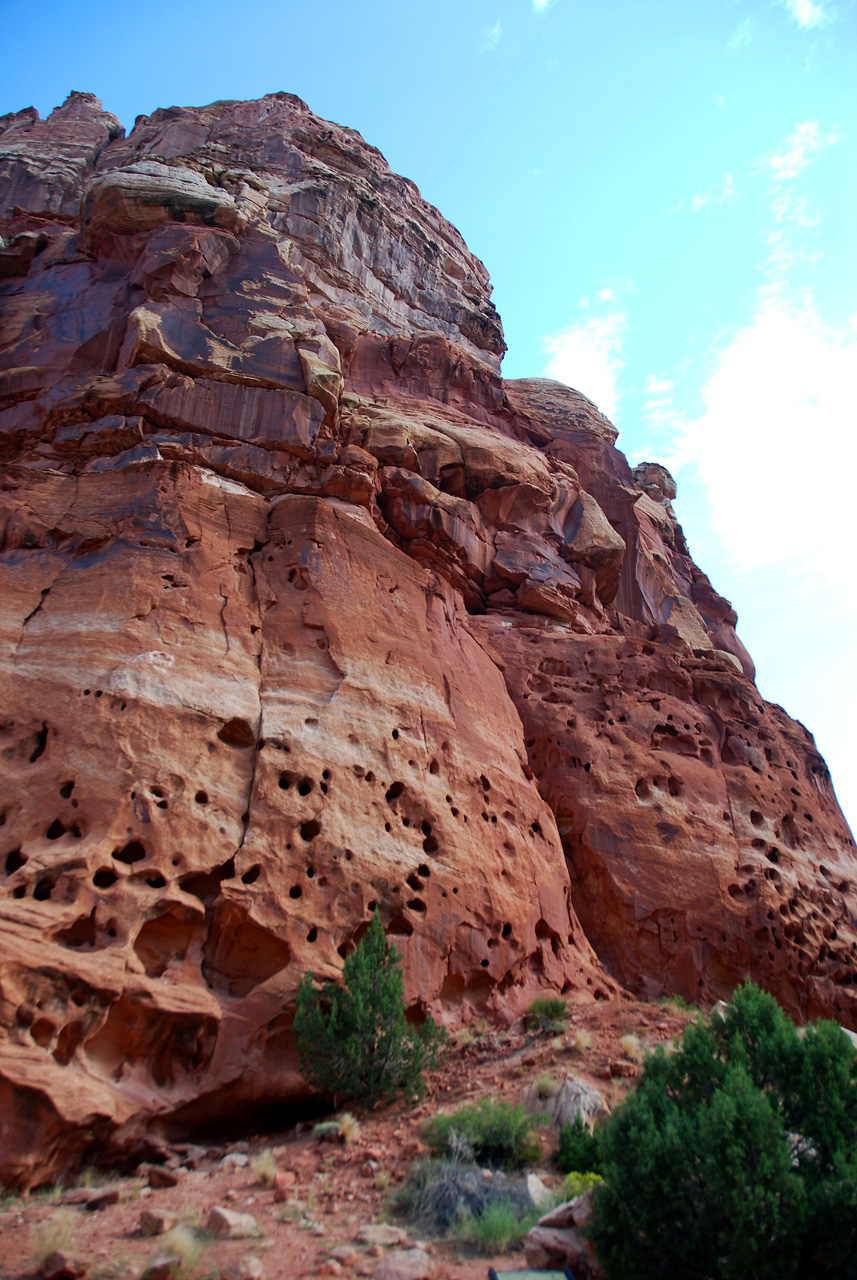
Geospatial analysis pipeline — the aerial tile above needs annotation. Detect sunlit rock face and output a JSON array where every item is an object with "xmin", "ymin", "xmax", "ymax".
[{"xmin": 1, "ymin": 91, "xmax": 854, "ymax": 1187}]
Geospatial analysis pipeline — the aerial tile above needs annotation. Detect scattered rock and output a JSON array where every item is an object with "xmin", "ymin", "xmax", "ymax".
[
  {"xmin": 330, "ymin": 1245, "xmax": 358, "ymax": 1266},
  {"xmin": 317, "ymin": 1264, "xmax": 342, "ymax": 1278},
  {"xmin": 221, "ymin": 1255, "xmax": 264, "ymax": 1280},
  {"xmin": 140, "ymin": 1209, "xmax": 179, "ymax": 1236},
  {"xmin": 140, "ymin": 1256, "xmax": 179, "ymax": 1280},
  {"xmin": 374, "ymin": 1248, "xmax": 435, "ymax": 1280},
  {"xmin": 272, "ymin": 1171, "xmax": 296, "ymax": 1202},
  {"xmin": 356, "ymin": 1224, "xmax": 407, "ymax": 1247},
  {"xmin": 218, "ymin": 1153, "xmax": 250, "ymax": 1171},
  {"xmin": 207, "ymin": 1205, "xmax": 259, "ymax": 1239},
  {"xmin": 141, "ymin": 1165, "xmax": 180, "ymax": 1189},
  {"xmin": 59, "ymin": 1189, "xmax": 93, "ymax": 1206},
  {"xmin": 40, "ymin": 1252, "xmax": 87, "ymax": 1280},
  {"xmin": 525, "ymin": 1172, "xmax": 552, "ymax": 1208},
  {"xmin": 85, "ymin": 1186, "xmax": 121, "ymax": 1211}
]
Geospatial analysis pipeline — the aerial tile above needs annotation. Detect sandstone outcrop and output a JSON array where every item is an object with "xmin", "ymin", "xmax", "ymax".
[{"xmin": 1, "ymin": 92, "xmax": 854, "ymax": 1187}]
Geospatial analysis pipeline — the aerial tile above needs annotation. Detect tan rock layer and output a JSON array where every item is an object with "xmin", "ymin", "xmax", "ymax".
[{"xmin": 0, "ymin": 91, "xmax": 854, "ymax": 1187}]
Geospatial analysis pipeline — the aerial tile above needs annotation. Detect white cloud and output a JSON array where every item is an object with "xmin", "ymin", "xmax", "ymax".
[
  {"xmin": 691, "ymin": 172, "xmax": 737, "ymax": 212},
  {"xmin": 781, "ymin": 0, "xmax": 830, "ymax": 28},
  {"xmin": 598, "ymin": 287, "xmax": 613, "ymax": 301},
  {"xmin": 760, "ymin": 120, "xmax": 839, "ymax": 183},
  {"xmin": 540, "ymin": 311, "xmax": 627, "ymax": 419},
  {"xmin": 676, "ymin": 298, "xmax": 857, "ymax": 590},
  {"xmin": 728, "ymin": 17, "xmax": 754, "ymax": 48},
  {"xmin": 532, "ymin": 0, "xmax": 557, "ymax": 12},
  {"xmin": 480, "ymin": 19, "xmax": 503, "ymax": 52}
]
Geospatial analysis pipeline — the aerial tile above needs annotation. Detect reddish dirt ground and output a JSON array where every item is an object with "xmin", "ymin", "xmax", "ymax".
[{"xmin": 0, "ymin": 999, "xmax": 694, "ymax": 1280}]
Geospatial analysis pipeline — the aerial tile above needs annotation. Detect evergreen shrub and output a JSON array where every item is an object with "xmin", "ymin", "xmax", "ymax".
[{"xmin": 293, "ymin": 912, "xmax": 447, "ymax": 1106}]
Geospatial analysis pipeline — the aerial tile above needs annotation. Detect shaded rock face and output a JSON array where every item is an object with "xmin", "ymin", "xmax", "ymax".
[{"xmin": 0, "ymin": 92, "xmax": 854, "ymax": 1186}]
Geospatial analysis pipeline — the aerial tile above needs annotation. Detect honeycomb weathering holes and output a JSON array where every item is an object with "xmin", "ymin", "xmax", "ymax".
[{"xmin": 217, "ymin": 718, "xmax": 256, "ymax": 748}]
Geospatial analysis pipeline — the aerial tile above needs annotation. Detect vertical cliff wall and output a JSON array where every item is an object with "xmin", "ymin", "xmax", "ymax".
[{"xmin": 1, "ymin": 91, "xmax": 854, "ymax": 1187}]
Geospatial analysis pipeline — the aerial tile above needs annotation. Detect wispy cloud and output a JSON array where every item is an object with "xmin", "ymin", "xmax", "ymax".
[
  {"xmin": 759, "ymin": 119, "xmax": 839, "ymax": 183},
  {"xmin": 480, "ymin": 19, "xmax": 503, "ymax": 52},
  {"xmin": 691, "ymin": 172, "xmax": 737, "ymax": 212},
  {"xmin": 728, "ymin": 17, "xmax": 754, "ymax": 49},
  {"xmin": 780, "ymin": 0, "xmax": 831, "ymax": 29},
  {"xmin": 676, "ymin": 297, "xmax": 857, "ymax": 585},
  {"xmin": 540, "ymin": 311, "xmax": 627, "ymax": 419},
  {"xmin": 532, "ymin": 0, "xmax": 558, "ymax": 12}
]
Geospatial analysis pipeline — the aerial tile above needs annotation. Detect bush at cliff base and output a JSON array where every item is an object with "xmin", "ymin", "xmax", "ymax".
[
  {"xmin": 293, "ymin": 911, "xmax": 448, "ymax": 1107},
  {"xmin": 587, "ymin": 982, "xmax": 857, "ymax": 1280}
]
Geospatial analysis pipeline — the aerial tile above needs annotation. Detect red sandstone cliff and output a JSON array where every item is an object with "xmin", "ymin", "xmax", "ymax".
[{"xmin": 0, "ymin": 92, "xmax": 854, "ymax": 1188}]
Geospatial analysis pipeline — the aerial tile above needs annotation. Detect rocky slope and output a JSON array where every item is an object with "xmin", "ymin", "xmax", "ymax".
[{"xmin": 1, "ymin": 91, "xmax": 854, "ymax": 1188}]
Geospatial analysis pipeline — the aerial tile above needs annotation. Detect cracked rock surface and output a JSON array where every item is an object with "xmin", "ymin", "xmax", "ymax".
[{"xmin": 0, "ymin": 91, "xmax": 854, "ymax": 1187}]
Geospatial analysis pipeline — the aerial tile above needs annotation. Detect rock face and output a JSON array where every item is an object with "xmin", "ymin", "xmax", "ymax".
[{"xmin": 0, "ymin": 92, "xmax": 854, "ymax": 1187}]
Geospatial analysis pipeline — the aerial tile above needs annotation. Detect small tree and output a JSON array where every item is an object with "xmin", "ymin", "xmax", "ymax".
[
  {"xmin": 293, "ymin": 912, "xmax": 447, "ymax": 1107},
  {"xmin": 587, "ymin": 982, "xmax": 857, "ymax": 1280}
]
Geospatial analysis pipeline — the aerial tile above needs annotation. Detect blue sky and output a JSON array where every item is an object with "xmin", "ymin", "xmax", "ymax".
[{"xmin": 2, "ymin": 0, "xmax": 855, "ymax": 826}]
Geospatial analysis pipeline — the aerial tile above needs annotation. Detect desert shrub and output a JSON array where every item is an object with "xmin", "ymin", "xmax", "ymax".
[
  {"xmin": 588, "ymin": 982, "xmax": 857, "ymax": 1280},
  {"xmin": 557, "ymin": 1114, "xmax": 603, "ymax": 1175},
  {"xmin": 424, "ymin": 1099, "xmax": 544, "ymax": 1170},
  {"xmin": 535, "ymin": 1072, "xmax": 559, "ymax": 1099},
  {"xmin": 392, "ymin": 1156, "xmax": 538, "ymax": 1239},
  {"xmin": 525, "ymin": 994, "xmax": 567, "ymax": 1031},
  {"xmin": 458, "ymin": 1197, "xmax": 543, "ymax": 1254},
  {"xmin": 293, "ymin": 912, "xmax": 448, "ymax": 1106},
  {"xmin": 562, "ymin": 1170, "xmax": 604, "ymax": 1198},
  {"xmin": 620, "ymin": 1032, "xmax": 645, "ymax": 1062}
]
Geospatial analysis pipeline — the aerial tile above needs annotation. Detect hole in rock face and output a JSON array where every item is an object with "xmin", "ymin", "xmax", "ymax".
[
  {"xmin": 217, "ymin": 718, "xmax": 255, "ymax": 748},
  {"xmin": 59, "ymin": 781, "xmax": 74, "ymax": 799},
  {"xmin": 241, "ymin": 864, "xmax": 261, "ymax": 885},
  {"xmin": 33, "ymin": 878, "xmax": 55, "ymax": 901},
  {"xmin": 195, "ymin": 790, "xmax": 208, "ymax": 804},
  {"xmin": 180, "ymin": 859, "xmax": 235, "ymax": 903},
  {"xmin": 392, "ymin": 729, "xmax": 400, "ymax": 740},
  {"xmin": 297, "ymin": 778, "xmax": 314, "ymax": 797},
  {"xmin": 135, "ymin": 907, "xmax": 197, "ymax": 979},
  {"xmin": 418, "ymin": 863, "xmax": 430, "ymax": 877},
  {"xmin": 429, "ymin": 759, "xmax": 439, "ymax": 775},
  {"xmin": 203, "ymin": 902, "xmax": 292, "ymax": 998},
  {"xmin": 113, "ymin": 840, "xmax": 146, "ymax": 865},
  {"xmin": 289, "ymin": 885, "xmax": 302, "ymax": 899},
  {"xmin": 502, "ymin": 922, "xmax": 512, "ymax": 938},
  {"xmin": 667, "ymin": 777, "xmax": 682, "ymax": 797},
  {"xmin": 635, "ymin": 779, "xmax": 650, "ymax": 799},
  {"xmin": 146, "ymin": 874, "xmax": 167, "ymax": 888},
  {"xmin": 421, "ymin": 820, "xmax": 432, "ymax": 836},
  {"xmin": 54, "ymin": 910, "xmax": 97, "ymax": 949},
  {"xmin": 12, "ymin": 885, "xmax": 26, "ymax": 898},
  {"xmin": 93, "ymin": 868, "xmax": 117, "ymax": 888},
  {"xmin": 306, "ymin": 927, "xmax": 318, "ymax": 943},
  {"xmin": 306, "ymin": 865, "xmax": 314, "ymax": 878},
  {"xmin": 278, "ymin": 772, "xmax": 296, "ymax": 790},
  {"xmin": 422, "ymin": 836, "xmax": 439, "ymax": 854},
  {"xmin": 480, "ymin": 775, "xmax": 491, "ymax": 791},
  {"xmin": 387, "ymin": 913, "xmax": 414, "ymax": 937},
  {"xmin": 5, "ymin": 849, "xmax": 26, "ymax": 875},
  {"xmin": 406, "ymin": 873, "xmax": 422, "ymax": 891},
  {"xmin": 46, "ymin": 820, "xmax": 65, "ymax": 840},
  {"xmin": 29, "ymin": 724, "xmax": 48, "ymax": 763},
  {"xmin": 31, "ymin": 1017, "xmax": 55, "ymax": 1047},
  {"xmin": 386, "ymin": 782, "xmax": 405, "ymax": 803},
  {"xmin": 750, "ymin": 810, "xmax": 764, "ymax": 827},
  {"xmin": 407, "ymin": 898, "xmax": 426, "ymax": 913}
]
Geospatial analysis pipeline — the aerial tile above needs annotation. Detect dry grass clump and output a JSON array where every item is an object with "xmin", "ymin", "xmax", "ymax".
[
  {"xmin": 250, "ymin": 1147, "xmax": 278, "ymax": 1187},
  {"xmin": 156, "ymin": 1225, "xmax": 206, "ymax": 1279},
  {"xmin": 338, "ymin": 1111, "xmax": 361, "ymax": 1144},
  {"xmin": 535, "ymin": 1073, "xmax": 559, "ymax": 1100},
  {"xmin": 571, "ymin": 1028, "xmax": 592, "ymax": 1054},
  {"xmin": 30, "ymin": 1209, "xmax": 79, "ymax": 1267},
  {"xmin": 620, "ymin": 1033, "xmax": 645, "ymax": 1063}
]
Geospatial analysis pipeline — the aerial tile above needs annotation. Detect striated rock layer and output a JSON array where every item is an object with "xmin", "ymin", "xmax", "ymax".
[{"xmin": 0, "ymin": 92, "xmax": 854, "ymax": 1187}]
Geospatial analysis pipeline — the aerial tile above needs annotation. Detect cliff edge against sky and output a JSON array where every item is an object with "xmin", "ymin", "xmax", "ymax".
[{"xmin": 0, "ymin": 91, "xmax": 854, "ymax": 1187}]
